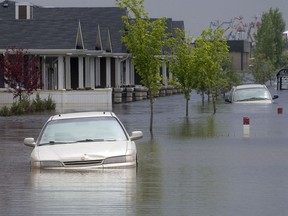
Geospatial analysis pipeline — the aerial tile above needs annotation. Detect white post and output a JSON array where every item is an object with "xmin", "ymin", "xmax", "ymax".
[
  {"xmin": 42, "ymin": 56, "xmax": 47, "ymax": 90},
  {"xmin": 90, "ymin": 57, "xmax": 95, "ymax": 89},
  {"xmin": 131, "ymin": 61, "xmax": 135, "ymax": 86},
  {"xmin": 125, "ymin": 59, "xmax": 130, "ymax": 86},
  {"xmin": 95, "ymin": 57, "xmax": 101, "ymax": 87},
  {"xmin": 169, "ymin": 71, "xmax": 173, "ymax": 80},
  {"xmin": 65, "ymin": 56, "xmax": 71, "ymax": 90},
  {"xmin": 78, "ymin": 56, "xmax": 84, "ymax": 89},
  {"xmin": 57, "ymin": 56, "xmax": 64, "ymax": 90},
  {"xmin": 243, "ymin": 117, "xmax": 250, "ymax": 138},
  {"xmin": 115, "ymin": 58, "xmax": 121, "ymax": 87},
  {"xmin": 106, "ymin": 57, "xmax": 111, "ymax": 87},
  {"xmin": 85, "ymin": 57, "xmax": 90, "ymax": 88},
  {"xmin": 162, "ymin": 61, "xmax": 167, "ymax": 86}
]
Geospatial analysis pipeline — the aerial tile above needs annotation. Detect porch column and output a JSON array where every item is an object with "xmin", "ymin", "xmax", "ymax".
[
  {"xmin": 42, "ymin": 57, "xmax": 47, "ymax": 90},
  {"xmin": 78, "ymin": 56, "xmax": 84, "ymax": 89},
  {"xmin": 65, "ymin": 56, "xmax": 71, "ymax": 90},
  {"xmin": 95, "ymin": 57, "xmax": 101, "ymax": 87},
  {"xmin": 115, "ymin": 58, "xmax": 121, "ymax": 87},
  {"xmin": 85, "ymin": 57, "xmax": 90, "ymax": 88},
  {"xmin": 90, "ymin": 57, "xmax": 95, "ymax": 89},
  {"xmin": 131, "ymin": 61, "xmax": 135, "ymax": 86},
  {"xmin": 169, "ymin": 71, "xmax": 173, "ymax": 81},
  {"xmin": 106, "ymin": 57, "xmax": 111, "ymax": 87},
  {"xmin": 162, "ymin": 61, "xmax": 167, "ymax": 86},
  {"xmin": 58, "ymin": 56, "xmax": 65, "ymax": 90},
  {"xmin": 125, "ymin": 59, "xmax": 130, "ymax": 86}
]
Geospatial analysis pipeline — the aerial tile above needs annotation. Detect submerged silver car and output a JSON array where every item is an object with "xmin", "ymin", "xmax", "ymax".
[
  {"xmin": 24, "ymin": 112, "xmax": 143, "ymax": 170},
  {"xmin": 225, "ymin": 84, "xmax": 279, "ymax": 104}
]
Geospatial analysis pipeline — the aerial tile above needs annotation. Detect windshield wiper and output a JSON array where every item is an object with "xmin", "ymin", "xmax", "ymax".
[
  {"xmin": 76, "ymin": 139, "xmax": 105, "ymax": 142},
  {"xmin": 39, "ymin": 141, "xmax": 73, "ymax": 146}
]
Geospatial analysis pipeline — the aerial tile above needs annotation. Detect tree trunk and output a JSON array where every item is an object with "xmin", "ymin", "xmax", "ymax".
[
  {"xmin": 212, "ymin": 93, "xmax": 217, "ymax": 114},
  {"xmin": 149, "ymin": 88, "xmax": 154, "ymax": 137},
  {"xmin": 207, "ymin": 91, "xmax": 210, "ymax": 102},
  {"xmin": 201, "ymin": 91, "xmax": 205, "ymax": 106},
  {"xmin": 186, "ymin": 98, "xmax": 189, "ymax": 117}
]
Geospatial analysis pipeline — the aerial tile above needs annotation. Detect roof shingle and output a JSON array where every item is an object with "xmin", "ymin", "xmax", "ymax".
[{"xmin": 0, "ymin": 0, "xmax": 184, "ymax": 53}]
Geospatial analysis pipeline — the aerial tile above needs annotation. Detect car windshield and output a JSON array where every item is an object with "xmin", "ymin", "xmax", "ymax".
[
  {"xmin": 233, "ymin": 87, "xmax": 271, "ymax": 102},
  {"xmin": 38, "ymin": 117, "xmax": 128, "ymax": 145}
]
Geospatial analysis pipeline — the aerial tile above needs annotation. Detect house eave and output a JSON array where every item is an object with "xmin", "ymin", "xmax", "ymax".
[{"xmin": 0, "ymin": 49, "xmax": 130, "ymax": 58}]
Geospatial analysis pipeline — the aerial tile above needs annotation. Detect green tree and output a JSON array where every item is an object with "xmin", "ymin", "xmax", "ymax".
[
  {"xmin": 253, "ymin": 8, "xmax": 286, "ymax": 83},
  {"xmin": 169, "ymin": 28, "xmax": 196, "ymax": 117},
  {"xmin": 117, "ymin": 0, "xmax": 170, "ymax": 134},
  {"xmin": 269, "ymin": 8, "xmax": 286, "ymax": 68},
  {"xmin": 221, "ymin": 60, "xmax": 241, "ymax": 95},
  {"xmin": 249, "ymin": 56, "xmax": 274, "ymax": 84},
  {"xmin": 193, "ymin": 28, "xmax": 229, "ymax": 114}
]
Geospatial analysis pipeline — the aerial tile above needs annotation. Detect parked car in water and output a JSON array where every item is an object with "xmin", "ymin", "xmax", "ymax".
[
  {"xmin": 225, "ymin": 84, "xmax": 279, "ymax": 104},
  {"xmin": 24, "ymin": 112, "xmax": 143, "ymax": 170}
]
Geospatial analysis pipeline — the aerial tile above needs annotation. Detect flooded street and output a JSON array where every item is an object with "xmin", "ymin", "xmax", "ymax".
[{"xmin": 2, "ymin": 87, "xmax": 288, "ymax": 216}]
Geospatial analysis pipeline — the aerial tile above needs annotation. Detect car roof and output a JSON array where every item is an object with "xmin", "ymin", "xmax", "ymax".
[
  {"xmin": 234, "ymin": 84, "xmax": 267, "ymax": 90},
  {"xmin": 49, "ymin": 111, "xmax": 115, "ymax": 121}
]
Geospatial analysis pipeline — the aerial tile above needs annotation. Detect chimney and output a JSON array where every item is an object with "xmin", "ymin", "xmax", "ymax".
[{"xmin": 2, "ymin": 0, "xmax": 9, "ymax": 8}]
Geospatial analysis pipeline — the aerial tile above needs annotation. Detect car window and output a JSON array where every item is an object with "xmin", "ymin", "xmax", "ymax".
[
  {"xmin": 233, "ymin": 87, "xmax": 270, "ymax": 102},
  {"xmin": 39, "ymin": 117, "xmax": 128, "ymax": 145}
]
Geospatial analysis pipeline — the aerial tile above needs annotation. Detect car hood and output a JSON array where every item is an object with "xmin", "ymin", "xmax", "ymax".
[{"xmin": 34, "ymin": 141, "xmax": 129, "ymax": 161}]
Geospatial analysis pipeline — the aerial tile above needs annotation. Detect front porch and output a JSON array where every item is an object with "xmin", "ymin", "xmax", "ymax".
[{"xmin": 40, "ymin": 54, "xmax": 136, "ymax": 91}]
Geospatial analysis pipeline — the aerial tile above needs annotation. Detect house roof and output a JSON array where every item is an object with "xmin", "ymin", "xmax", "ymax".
[
  {"xmin": 0, "ymin": 0, "xmax": 184, "ymax": 54},
  {"xmin": 0, "ymin": 1, "xmax": 126, "ymax": 53}
]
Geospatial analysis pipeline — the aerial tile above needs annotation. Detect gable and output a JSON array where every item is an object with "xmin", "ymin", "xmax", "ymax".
[
  {"xmin": 95, "ymin": 25, "xmax": 103, "ymax": 50},
  {"xmin": 75, "ymin": 21, "xmax": 84, "ymax": 49}
]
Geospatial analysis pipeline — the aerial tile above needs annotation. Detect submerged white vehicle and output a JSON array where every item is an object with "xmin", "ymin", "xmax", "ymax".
[
  {"xmin": 24, "ymin": 112, "xmax": 143, "ymax": 170},
  {"xmin": 225, "ymin": 84, "xmax": 279, "ymax": 104}
]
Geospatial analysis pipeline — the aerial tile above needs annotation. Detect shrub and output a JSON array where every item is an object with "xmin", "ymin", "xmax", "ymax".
[
  {"xmin": 45, "ymin": 95, "xmax": 56, "ymax": 110},
  {"xmin": 0, "ymin": 94, "xmax": 56, "ymax": 116},
  {"xmin": 32, "ymin": 93, "xmax": 45, "ymax": 112},
  {"xmin": 0, "ymin": 106, "xmax": 11, "ymax": 116}
]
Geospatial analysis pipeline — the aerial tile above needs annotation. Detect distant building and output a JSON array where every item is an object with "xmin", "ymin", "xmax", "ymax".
[
  {"xmin": 0, "ymin": 0, "xmax": 184, "ymax": 90},
  {"xmin": 227, "ymin": 40, "xmax": 251, "ymax": 72},
  {"xmin": 190, "ymin": 39, "xmax": 252, "ymax": 73}
]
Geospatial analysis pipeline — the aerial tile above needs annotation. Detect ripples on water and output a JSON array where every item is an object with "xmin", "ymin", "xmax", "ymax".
[{"xmin": 2, "ymin": 90, "xmax": 288, "ymax": 215}]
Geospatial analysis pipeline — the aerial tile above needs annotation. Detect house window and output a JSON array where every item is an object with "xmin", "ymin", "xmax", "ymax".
[
  {"xmin": 15, "ymin": 3, "xmax": 32, "ymax": 20},
  {"xmin": 18, "ymin": 6, "xmax": 27, "ymax": 20}
]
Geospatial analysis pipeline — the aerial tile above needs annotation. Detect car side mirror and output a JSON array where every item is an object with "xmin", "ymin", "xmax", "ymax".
[
  {"xmin": 24, "ymin": 138, "xmax": 36, "ymax": 147},
  {"xmin": 130, "ymin": 131, "xmax": 143, "ymax": 141},
  {"xmin": 273, "ymin": 95, "xmax": 279, "ymax": 100},
  {"xmin": 225, "ymin": 98, "xmax": 232, "ymax": 103}
]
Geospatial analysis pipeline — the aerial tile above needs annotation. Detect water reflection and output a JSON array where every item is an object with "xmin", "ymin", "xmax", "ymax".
[
  {"xmin": 169, "ymin": 116, "xmax": 223, "ymax": 138},
  {"xmin": 29, "ymin": 169, "xmax": 137, "ymax": 215},
  {"xmin": 136, "ymin": 138, "xmax": 162, "ymax": 211}
]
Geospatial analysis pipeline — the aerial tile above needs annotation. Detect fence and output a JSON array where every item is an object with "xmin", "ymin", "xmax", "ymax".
[{"xmin": 0, "ymin": 88, "xmax": 112, "ymax": 113}]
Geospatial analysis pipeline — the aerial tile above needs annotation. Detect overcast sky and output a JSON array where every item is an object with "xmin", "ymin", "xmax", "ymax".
[{"xmin": 17, "ymin": 0, "xmax": 288, "ymax": 37}]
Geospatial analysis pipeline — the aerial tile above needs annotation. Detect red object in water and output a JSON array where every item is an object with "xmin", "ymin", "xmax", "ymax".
[
  {"xmin": 243, "ymin": 117, "xmax": 250, "ymax": 125},
  {"xmin": 278, "ymin": 107, "xmax": 283, "ymax": 114}
]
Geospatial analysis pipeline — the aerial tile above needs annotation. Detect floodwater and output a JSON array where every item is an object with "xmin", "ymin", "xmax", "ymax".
[{"xmin": 1, "ymin": 87, "xmax": 288, "ymax": 216}]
